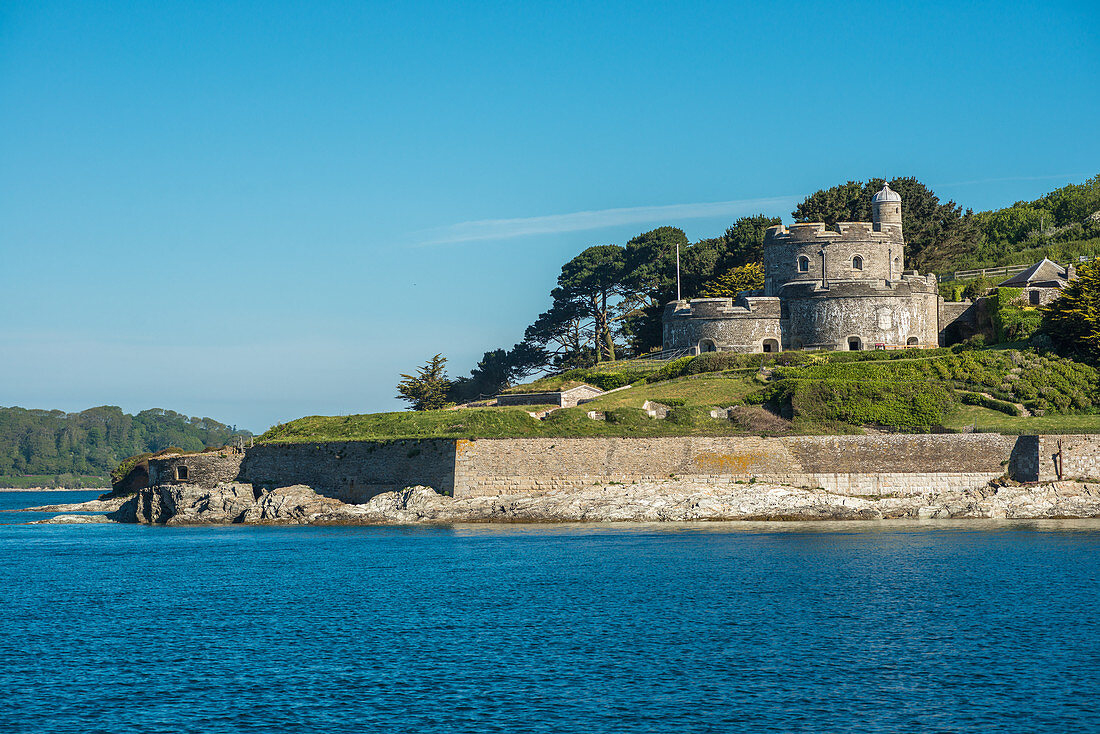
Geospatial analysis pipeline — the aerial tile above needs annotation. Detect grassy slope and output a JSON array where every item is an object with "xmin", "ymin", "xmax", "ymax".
[
  {"xmin": 262, "ymin": 348, "xmax": 1100, "ymax": 443},
  {"xmin": 942, "ymin": 405, "xmax": 1100, "ymax": 434},
  {"xmin": 580, "ymin": 375, "xmax": 762, "ymax": 411}
]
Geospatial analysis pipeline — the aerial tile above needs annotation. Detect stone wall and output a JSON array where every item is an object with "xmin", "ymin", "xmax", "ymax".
[
  {"xmin": 146, "ymin": 433, "xmax": 1100, "ymax": 505},
  {"xmin": 453, "ymin": 434, "xmax": 1024, "ymax": 498},
  {"xmin": 783, "ymin": 282, "xmax": 940, "ymax": 349},
  {"xmin": 147, "ymin": 451, "xmax": 244, "ymax": 488},
  {"xmin": 240, "ymin": 440, "xmax": 457, "ymax": 502},
  {"xmin": 1036, "ymin": 435, "xmax": 1100, "ymax": 481},
  {"xmin": 762, "ymin": 222, "xmax": 902, "ymax": 296},
  {"xmin": 663, "ymin": 297, "xmax": 782, "ymax": 353}
]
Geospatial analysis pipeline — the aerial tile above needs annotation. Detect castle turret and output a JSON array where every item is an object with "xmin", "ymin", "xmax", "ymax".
[{"xmin": 872, "ymin": 183, "xmax": 902, "ymax": 235}]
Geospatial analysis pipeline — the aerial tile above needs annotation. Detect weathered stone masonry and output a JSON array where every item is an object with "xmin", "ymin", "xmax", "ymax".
[
  {"xmin": 453, "ymin": 435, "xmax": 1023, "ymax": 497},
  {"xmin": 147, "ymin": 434, "xmax": 1100, "ymax": 502}
]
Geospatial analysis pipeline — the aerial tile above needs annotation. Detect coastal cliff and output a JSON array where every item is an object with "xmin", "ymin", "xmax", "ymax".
[{"xmin": 91, "ymin": 477, "xmax": 1100, "ymax": 525}]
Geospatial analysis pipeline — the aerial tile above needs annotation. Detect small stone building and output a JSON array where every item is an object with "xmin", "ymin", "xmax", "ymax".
[
  {"xmin": 664, "ymin": 184, "xmax": 943, "ymax": 352},
  {"xmin": 996, "ymin": 258, "xmax": 1076, "ymax": 306},
  {"xmin": 496, "ymin": 383, "xmax": 605, "ymax": 408}
]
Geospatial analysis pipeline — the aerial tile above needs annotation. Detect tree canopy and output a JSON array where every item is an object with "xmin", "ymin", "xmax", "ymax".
[
  {"xmin": 1041, "ymin": 259, "xmax": 1100, "ymax": 365},
  {"xmin": 0, "ymin": 406, "xmax": 250, "ymax": 482},
  {"xmin": 699, "ymin": 262, "xmax": 765, "ymax": 298},
  {"xmin": 396, "ymin": 354, "xmax": 453, "ymax": 411}
]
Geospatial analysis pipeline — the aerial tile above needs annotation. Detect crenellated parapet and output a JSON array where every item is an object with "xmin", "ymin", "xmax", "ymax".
[{"xmin": 766, "ymin": 221, "xmax": 902, "ymax": 244}]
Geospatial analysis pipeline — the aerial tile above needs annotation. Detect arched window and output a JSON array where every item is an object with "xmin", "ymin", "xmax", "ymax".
[
  {"xmin": 852, "ymin": 255, "xmax": 864, "ymax": 271},
  {"xmin": 847, "ymin": 336, "xmax": 862, "ymax": 351},
  {"xmin": 699, "ymin": 339, "xmax": 717, "ymax": 353},
  {"xmin": 906, "ymin": 337, "xmax": 919, "ymax": 347},
  {"xmin": 797, "ymin": 256, "xmax": 809, "ymax": 273},
  {"xmin": 762, "ymin": 338, "xmax": 780, "ymax": 353}
]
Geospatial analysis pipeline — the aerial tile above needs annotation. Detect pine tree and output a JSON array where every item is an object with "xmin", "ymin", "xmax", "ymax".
[
  {"xmin": 1041, "ymin": 260, "xmax": 1100, "ymax": 365},
  {"xmin": 396, "ymin": 354, "xmax": 453, "ymax": 411}
]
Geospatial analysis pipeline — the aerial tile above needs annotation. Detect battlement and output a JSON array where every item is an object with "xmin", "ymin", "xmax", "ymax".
[
  {"xmin": 765, "ymin": 221, "xmax": 902, "ymax": 244},
  {"xmin": 665, "ymin": 296, "xmax": 781, "ymax": 320}
]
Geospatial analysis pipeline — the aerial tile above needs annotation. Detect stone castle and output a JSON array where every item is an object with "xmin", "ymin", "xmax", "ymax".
[{"xmin": 663, "ymin": 184, "xmax": 945, "ymax": 352}]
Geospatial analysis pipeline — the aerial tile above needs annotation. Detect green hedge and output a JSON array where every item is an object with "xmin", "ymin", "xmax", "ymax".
[
  {"xmin": 763, "ymin": 378, "xmax": 956, "ymax": 430},
  {"xmin": 960, "ymin": 391, "xmax": 1021, "ymax": 416}
]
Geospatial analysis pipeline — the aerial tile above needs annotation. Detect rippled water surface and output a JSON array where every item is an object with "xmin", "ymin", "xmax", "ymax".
[{"xmin": 2, "ymin": 492, "xmax": 1099, "ymax": 733}]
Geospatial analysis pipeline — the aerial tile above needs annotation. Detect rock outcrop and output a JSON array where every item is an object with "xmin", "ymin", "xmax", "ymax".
[
  {"xmin": 20, "ymin": 496, "xmax": 131, "ymax": 514},
  {"xmin": 94, "ymin": 477, "xmax": 1100, "ymax": 526}
]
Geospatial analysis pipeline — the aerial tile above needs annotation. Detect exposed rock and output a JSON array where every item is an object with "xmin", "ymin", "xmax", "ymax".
[
  {"xmin": 17, "ymin": 496, "xmax": 130, "ymax": 513},
  {"xmin": 242, "ymin": 484, "xmax": 347, "ymax": 524},
  {"xmin": 31, "ymin": 514, "xmax": 113, "ymax": 524},
  {"xmin": 65, "ymin": 477, "xmax": 1100, "ymax": 526},
  {"xmin": 129, "ymin": 482, "xmax": 257, "ymax": 525}
]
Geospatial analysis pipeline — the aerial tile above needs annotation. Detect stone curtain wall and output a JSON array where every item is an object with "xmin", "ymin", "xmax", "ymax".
[
  {"xmin": 239, "ymin": 440, "xmax": 457, "ymax": 502},
  {"xmin": 149, "ymin": 434, "xmax": 1100, "ymax": 502},
  {"xmin": 1036, "ymin": 435, "xmax": 1100, "ymax": 481},
  {"xmin": 453, "ymin": 435, "xmax": 1024, "ymax": 498},
  {"xmin": 148, "ymin": 452, "xmax": 245, "ymax": 488}
]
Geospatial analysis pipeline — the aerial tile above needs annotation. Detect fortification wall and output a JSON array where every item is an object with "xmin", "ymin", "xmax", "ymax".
[
  {"xmin": 145, "ymin": 433, "xmax": 1100, "ymax": 507},
  {"xmin": 147, "ymin": 452, "xmax": 244, "ymax": 488},
  {"xmin": 784, "ymin": 287, "xmax": 941, "ymax": 349},
  {"xmin": 1036, "ymin": 435, "xmax": 1100, "ymax": 481},
  {"xmin": 663, "ymin": 298, "xmax": 783, "ymax": 352},
  {"xmin": 453, "ymin": 434, "xmax": 1024, "ymax": 498},
  {"xmin": 239, "ymin": 440, "xmax": 456, "ymax": 502},
  {"xmin": 763, "ymin": 222, "xmax": 903, "ymax": 295}
]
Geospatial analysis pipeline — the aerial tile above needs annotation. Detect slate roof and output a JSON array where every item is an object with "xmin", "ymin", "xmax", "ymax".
[{"xmin": 997, "ymin": 258, "xmax": 1070, "ymax": 288}]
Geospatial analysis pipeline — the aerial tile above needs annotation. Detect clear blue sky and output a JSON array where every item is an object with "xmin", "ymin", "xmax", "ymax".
[{"xmin": 1, "ymin": 0, "xmax": 1097, "ymax": 432}]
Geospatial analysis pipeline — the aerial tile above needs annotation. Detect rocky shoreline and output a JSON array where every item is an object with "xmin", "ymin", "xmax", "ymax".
[{"xmin": 20, "ymin": 478, "xmax": 1100, "ymax": 525}]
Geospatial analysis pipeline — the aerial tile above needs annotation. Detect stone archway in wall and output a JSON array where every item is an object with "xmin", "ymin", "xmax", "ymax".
[
  {"xmin": 906, "ymin": 336, "xmax": 919, "ymax": 347},
  {"xmin": 699, "ymin": 339, "xmax": 717, "ymax": 353},
  {"xmin": 847, "ymin": 336, "xmax": 863, "ymax": 351},
  {"xmin": 762, "ymin": 338, "xmax": 780, "ymax": 353}
]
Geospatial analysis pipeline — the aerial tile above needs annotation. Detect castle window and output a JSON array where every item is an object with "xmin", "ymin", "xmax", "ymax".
[
  {"xmin": 762, "ymin": 338, "xmax": 780, "ymax": 353},
  {"xmin": 906, "ymin": 337, "xmax": 919, "ymax": 347},
  {"xmin": 852, "ymin": 255, "xmax": 864, "ymax": 271},
  {"xmin": 797, "ymin": 256, "xmax": 809, "ymax": 273},
  {"xmin": 847, "ymin": 337, "xmax": 862, "ymax": 351},
  {"xmin": 699, "ymin": 339, "xmax": 717, "ymax": 353},
  {"xmin": 175, "ymin": 465, "xmax": 189, "ymax": 481}
]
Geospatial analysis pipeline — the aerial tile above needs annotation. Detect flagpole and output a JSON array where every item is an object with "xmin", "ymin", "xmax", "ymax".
[{"xmin": 676, "ymin": 241, "xmax": 681, "ymax": 301}]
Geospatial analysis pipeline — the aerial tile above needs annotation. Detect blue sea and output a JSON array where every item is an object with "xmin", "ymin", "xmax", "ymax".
[{"xmin": 1, "ymin": 490, "xmax": 1099, "ymax": 733}]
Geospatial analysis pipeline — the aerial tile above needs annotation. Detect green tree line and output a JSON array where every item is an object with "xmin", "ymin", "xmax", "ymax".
[{"xmin": 0, "ymin": 406, "xmax": 251, "ymax": 482}]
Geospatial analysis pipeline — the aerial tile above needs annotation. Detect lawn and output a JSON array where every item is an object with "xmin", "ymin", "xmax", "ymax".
[
  {"xmin": 943, "ymin": 405, "xmax": 1100, "ymax": 434},
  {"xmin": 581, "ymin": 374, "xmax": 763, "ymax": 411}
]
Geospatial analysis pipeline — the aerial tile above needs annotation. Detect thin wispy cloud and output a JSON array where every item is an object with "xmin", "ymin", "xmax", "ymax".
[{"xmin": 416, "ymin": 196, "xmax": 796, "ymax": 246}]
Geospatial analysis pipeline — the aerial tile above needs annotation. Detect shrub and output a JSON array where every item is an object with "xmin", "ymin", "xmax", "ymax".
[
  {"xmin": 664, "ymin": 406, "xmax": 714, "ymax": 428},
  {"xmin": 684, "ymin": 352, "xmax": 747, "ymax": 374},
  {"xmin": 606, "ymin": 407, "xmax": 651, "ymax": 427},
  {"xmin": 959, "ymin": 391, "xmax": 1021, "ymax": 416},
  {"xmin": 764, "ymin": 378, "xmax": 955, "ymax": 430},
  {"xmin": 728, "ymin": 406, "xmax": 792, "ymax": 435}
]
